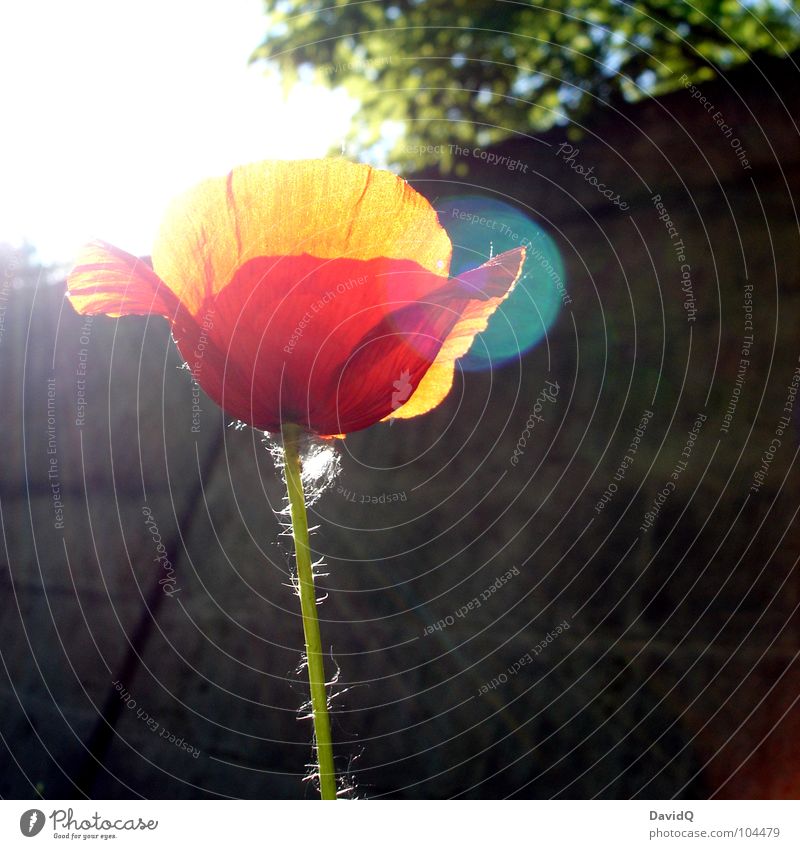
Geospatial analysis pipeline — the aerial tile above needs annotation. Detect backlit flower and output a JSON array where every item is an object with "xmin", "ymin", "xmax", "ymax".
[{"xmin": 67, "ymin": 159, "xmax": 525, "ymax": 435}]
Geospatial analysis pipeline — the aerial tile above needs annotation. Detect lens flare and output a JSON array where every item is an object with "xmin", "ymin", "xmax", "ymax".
[{"xmin": 437, "ymin": 195, "xmax": 565, "ymax": 370}]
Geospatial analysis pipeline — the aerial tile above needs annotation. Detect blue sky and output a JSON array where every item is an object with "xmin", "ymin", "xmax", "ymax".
[{"xmin": 0, "ymin": 1, "xmax": 356, "ymax": 263}]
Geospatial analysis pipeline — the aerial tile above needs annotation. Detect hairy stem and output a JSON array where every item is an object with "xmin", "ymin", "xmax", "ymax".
[{"xmin": 281, "ymin": 422, "xmax": 337, "ymax": 800}]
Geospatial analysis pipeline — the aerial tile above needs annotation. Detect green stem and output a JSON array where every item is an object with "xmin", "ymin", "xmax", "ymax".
[{"xmin": 281, "ymin": 422, "xmax": 337, "ymax": 800}]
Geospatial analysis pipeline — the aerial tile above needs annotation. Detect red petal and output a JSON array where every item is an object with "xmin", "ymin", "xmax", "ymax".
[
  {"xmin": 316, "ymin": 248, "xmax": 526, "ymax": 433},
  {"xmin": 171, "ymin": 253, "xmax": 446, "ymax": 432},
  {"xmin": 67, "ymin": 240, "xmax": 184, "ymax": 320},
  {"xmin": 384, "ymin": 247, "xmax": 527, "ymax": 422}
]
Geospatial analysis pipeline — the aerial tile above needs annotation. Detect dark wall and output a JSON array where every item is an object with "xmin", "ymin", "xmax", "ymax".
[{"xmin": 2, "ymin": 54, "xmax": 799, "ymax": 799}]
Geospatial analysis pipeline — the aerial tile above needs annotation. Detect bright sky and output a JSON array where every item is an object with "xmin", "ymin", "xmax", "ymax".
[{"xmin": 0, "ymin": 1, "xmax": 356, "ymax": 264}]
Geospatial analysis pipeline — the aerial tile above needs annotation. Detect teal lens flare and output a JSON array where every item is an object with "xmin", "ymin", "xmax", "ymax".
[{"xmin": 438, "ymin": 195, "xmax": 565, "ymax": 371}]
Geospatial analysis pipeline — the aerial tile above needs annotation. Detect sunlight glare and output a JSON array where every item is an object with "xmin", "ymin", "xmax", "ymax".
[{"xmin": 0, "ymin": 1, "xmax": 357, "ymax": 263}]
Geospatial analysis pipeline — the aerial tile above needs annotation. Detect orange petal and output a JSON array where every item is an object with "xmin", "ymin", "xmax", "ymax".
[
  {"xmin": 385, "ymin": 247, "xmax": 527, "ymax": 421},
  {"xmin": 151, "ymin": 160, "xmax": 453, "ymax": 316},
  {"xmin": 67, "ymin": 240, "xmax": 183, "ymax": 320}
]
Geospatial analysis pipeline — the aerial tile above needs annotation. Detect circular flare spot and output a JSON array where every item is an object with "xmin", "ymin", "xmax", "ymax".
[{"xmin": 438, "ymin": 195, "xmax": 565, "ymax": 370}]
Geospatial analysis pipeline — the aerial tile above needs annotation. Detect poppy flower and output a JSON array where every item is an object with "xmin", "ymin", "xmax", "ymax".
[{"xmin": 67, "ymin": 159, "xmax": 525, "ymax": 436}]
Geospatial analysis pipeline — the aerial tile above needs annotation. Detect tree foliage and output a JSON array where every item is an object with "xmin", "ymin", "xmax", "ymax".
[{"xmin": 252, "ymin": 0, "xmax": 800, "ymax": 169}]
